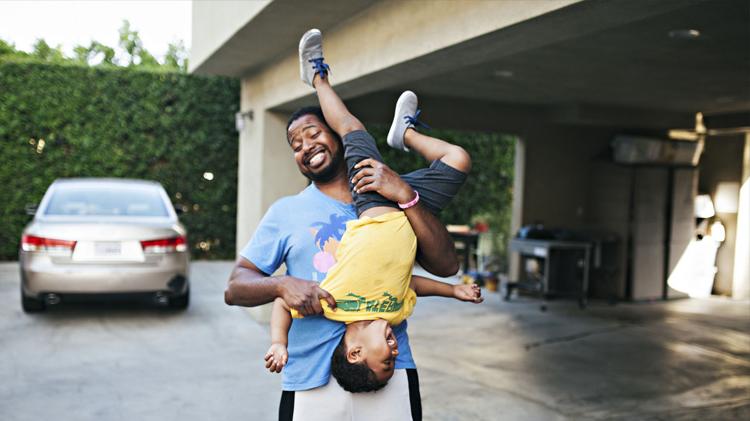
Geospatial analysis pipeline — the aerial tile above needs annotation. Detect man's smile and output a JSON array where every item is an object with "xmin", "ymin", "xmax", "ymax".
[{"xmin": 304, "ymin": 148, "xmax": 328, "ymax": 168}]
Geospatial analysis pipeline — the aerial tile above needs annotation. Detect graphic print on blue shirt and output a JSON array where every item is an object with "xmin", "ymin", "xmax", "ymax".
[
  {"xmin": 309, "ymin": 213, "xmax": 348, "ymax": 277},
  {"xmin": 240, "ymin": 184, "xmax": 414, "ymax": 392}
]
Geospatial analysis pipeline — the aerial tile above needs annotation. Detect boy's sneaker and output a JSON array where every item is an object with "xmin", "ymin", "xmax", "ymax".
[
  {"xmin": 387, "ymin": 90, "xmax": 429, "ymax": 152},
  {"xmin": 299, "ymin": 28, "xmax": 330, "ymax": 86}
]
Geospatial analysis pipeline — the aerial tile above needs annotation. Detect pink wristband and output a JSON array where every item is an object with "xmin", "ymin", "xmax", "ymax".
[{"xmin": 398, "ymin": 191, "xmax": 420, "ymax": 209}]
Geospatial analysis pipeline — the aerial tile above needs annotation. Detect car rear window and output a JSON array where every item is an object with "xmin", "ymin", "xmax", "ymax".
[{"xmin": 44, "ymin": 185, "xmax": 170, "ymax": 217}]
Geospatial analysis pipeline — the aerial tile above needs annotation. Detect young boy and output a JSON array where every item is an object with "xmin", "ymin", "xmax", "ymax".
[{"xmin": 264, "ymin": 29, "xmax": 483, "ymax": 392}]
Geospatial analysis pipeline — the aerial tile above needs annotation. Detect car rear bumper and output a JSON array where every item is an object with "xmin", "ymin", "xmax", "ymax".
[{"xmin": 20, "ymin": 251, "xmax": 189, "ymax": 296}]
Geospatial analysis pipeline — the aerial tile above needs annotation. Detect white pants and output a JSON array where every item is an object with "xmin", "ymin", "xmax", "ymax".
[{"xmin": 292, "ymin": 369, "xmax": 413, "ymax": 421}]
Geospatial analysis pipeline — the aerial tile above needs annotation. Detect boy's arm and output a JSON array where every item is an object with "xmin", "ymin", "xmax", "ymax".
[
  {"xmin": 270, "ymin": 298, "xmax": 292, "ymax": 345},
  {"xmin": 410, "ymin": 275, "xmax": 454, "ymax": 297},
  {"xmin": 265, "ymin": 298, "xmax": 291, "ymax": 373},
  {"xmin": 410, "ymin": 275, "xmax": 483, "ymax": 303}
]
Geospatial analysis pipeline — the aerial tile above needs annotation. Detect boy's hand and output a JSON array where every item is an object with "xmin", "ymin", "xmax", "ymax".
[
  {"xmin": 453, "ymin": 284, "xmax": 484, "ymax": 303},
  {"xmin": 264, "ymin": 343, "xmax": 288, "ymax": 373}
]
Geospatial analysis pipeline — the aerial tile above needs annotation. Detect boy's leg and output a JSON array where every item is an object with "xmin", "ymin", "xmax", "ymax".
[
  {"xmin": 387, "ymin": 91, "xmax": 470, "ymax": 215},
  {"xmin": 313, "ymin": 76, "xmax": 366, "ymax": 139},
  {"xmin": 387, "ymin": 90, "xmax": 471, "ymax": 174},
  {"xmin": 404, "ymin": 129, "xmax": 472, "ymax": 174},
  {"xmin": 300, "ymin": 29, "xmax": 396, "ymax": 215}
]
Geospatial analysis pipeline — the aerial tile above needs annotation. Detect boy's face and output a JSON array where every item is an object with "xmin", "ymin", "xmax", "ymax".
[
  {"xmin": 287, "ymin": 114, "xmax": 344, "ymax": 183},
  {"xmin": 345, "ymin": 319, "xmax": 399, "ymax": 383}
]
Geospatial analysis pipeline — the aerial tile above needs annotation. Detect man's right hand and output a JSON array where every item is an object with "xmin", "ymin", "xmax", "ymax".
[{"xmin": 279, "ymin": 276, "xmax": 337, "ymax": 316}]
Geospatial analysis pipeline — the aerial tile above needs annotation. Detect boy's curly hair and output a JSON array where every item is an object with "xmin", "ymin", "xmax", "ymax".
[{"xmin": 330, "ymin": 335, "xmax": 388, "ymax": 393}]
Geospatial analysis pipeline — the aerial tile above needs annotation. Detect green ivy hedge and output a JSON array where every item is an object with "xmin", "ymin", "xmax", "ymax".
[
  {"xmin": 0, "ymin": 60, "xmax": 239, "ymax": 260},
  {"xmin": 0, "ymin": 60, "xmax": 515, "ymax": 266},
  {"xmin": 368, "ymin": 125, "xmax": 515, "ymax": 270}
]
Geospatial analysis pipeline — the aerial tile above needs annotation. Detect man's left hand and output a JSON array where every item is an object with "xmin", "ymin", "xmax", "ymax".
[{"xmin": 351, "ymin": 158, "xmax": 414, "ymax": 204}]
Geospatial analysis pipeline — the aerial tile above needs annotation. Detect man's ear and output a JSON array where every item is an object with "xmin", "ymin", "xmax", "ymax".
[{"xmin": 346, "ymin": 345, "xmax": 363, "ymax": 364}]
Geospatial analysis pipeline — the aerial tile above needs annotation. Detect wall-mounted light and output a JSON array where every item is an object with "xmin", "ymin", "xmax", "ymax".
[
  {"xmin": 493, "ymin": 69, "xmax": 514, "ymax": 78},
  {"xmin": 235, "ymin": 110, "xmax": 254, "ymax": 132},
  {"xmin": 668, "ymin": 29, "xmax": 701, "ymax": 40}
]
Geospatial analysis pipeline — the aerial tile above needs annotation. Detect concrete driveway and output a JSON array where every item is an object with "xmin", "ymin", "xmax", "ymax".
[
  {"xmin": 1, "ymin": 261, "xmax": 748, "ymax": 420},
  {"xmin": 0, "ymin": 261, "xmax": 279, "ymax": 421}
]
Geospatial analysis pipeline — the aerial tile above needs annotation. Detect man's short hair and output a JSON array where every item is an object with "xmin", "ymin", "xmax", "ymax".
[
  {"xmin": 286, "ymin": 106, "xmax": 338, "ymax": 143},
  {"xmin": 330, "ymin": 335, "xmax": 388, "ymax": 393}
]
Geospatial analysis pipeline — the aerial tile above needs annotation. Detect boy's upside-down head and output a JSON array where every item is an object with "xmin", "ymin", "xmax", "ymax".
[{"xmin": 331, "ymin": 319, "xmax": 399, "ymax": 393}]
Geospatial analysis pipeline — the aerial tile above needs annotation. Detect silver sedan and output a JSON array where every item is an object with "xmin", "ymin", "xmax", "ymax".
[{"xmin": 20, "ymin": 178, "xmax": 190, "ymax": 312}]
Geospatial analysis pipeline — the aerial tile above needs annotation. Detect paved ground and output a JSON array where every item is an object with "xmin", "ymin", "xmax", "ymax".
[
  {"xmin": 0, "ymin": 261, "xmax": 279, "ymax": 421},
  {"xmin": 1, "ymin": 261, "xmax": 748, "ymax": 420}
]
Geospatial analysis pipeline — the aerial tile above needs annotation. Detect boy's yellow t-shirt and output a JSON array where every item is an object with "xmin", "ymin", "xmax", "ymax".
[{"xmin": 291, "ymin": 211, "xmax": 417, "ymax": 325}]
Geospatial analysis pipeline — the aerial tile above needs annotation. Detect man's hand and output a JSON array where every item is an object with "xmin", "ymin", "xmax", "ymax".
[
  {"xmin": 453, "ymin": 283, "xmax": 484, "ymax": 303},
  {"xmin": 279, "ymin": 277, "xmax": 337, "ymax": 316},
  {"xmin": 264, "ymin": 342, "xmax": 288, "ymax": 373},
  {"xmin": 351, "ymin": 158, "xmax": 415, "ymax": 204}
]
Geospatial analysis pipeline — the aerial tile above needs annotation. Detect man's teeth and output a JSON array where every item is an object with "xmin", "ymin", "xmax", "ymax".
[
  {"xmin": 387, "ymin": 339, "xmax": 395, "ymax": 346},
  {"xmin": 308, "ymin": 152, "xmax": 325, "ymax": 166}
]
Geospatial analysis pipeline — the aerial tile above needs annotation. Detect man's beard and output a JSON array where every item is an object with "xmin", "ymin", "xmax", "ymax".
[{"xmin": 301, "ymin": 147, "xmax": 345, "ymax": 183}]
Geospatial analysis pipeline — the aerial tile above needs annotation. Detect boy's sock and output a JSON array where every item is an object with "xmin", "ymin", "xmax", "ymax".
[
  {"xmin": 299, "ymin": 28, "xmax": 330, "ymax": 87},
  {"xmin": 387, "ymin": 90, "xmax": 429, "ymax": 153}
]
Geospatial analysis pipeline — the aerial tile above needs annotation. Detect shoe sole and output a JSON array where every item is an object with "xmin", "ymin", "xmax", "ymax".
[
  {"xmin": 387, "ymin": 90, "xmax": 417, "ymax": 152},
  {"xmin": 299, "ymin": 29, "xmax": 321, "ymax": 85}
]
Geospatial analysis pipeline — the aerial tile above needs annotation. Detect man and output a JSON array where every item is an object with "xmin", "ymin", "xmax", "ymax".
[{"xmin": 224, "ymin": 30, "xmax": 459, "ymax": 421}]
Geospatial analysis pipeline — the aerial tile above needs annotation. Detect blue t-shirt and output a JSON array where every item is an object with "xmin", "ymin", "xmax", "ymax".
[{"xmin": 240, "ymin": 184, "xmax": 415, "ymax": 391}]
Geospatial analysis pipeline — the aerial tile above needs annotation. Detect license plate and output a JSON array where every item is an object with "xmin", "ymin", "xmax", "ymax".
[{"xmin": 95, "ymin": 241, "xmax": 122, "ymax": 257}]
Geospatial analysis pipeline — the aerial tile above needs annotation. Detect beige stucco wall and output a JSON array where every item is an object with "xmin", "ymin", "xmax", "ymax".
[
  {"xmin": 733, "ymin": 134, "xmax": 750, "ymax": 299},
  {"xmin": 243, "ymin": 0, "xmax": 578, "ymax": 110},
  {"xmin": 233, "ymin": 0, "xmax": 578, "ymax": 253},
  {"xmin": 190, "ymin": 0, "xmax": 270, "ymax": 74}
]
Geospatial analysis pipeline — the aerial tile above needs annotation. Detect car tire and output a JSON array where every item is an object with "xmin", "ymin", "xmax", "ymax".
[
  {"xmin": 21, "ymin": 290, "xmax": 46, "ymax": 313},
  {"xmin": 169, "ymin": 286, "xmax": 190, "ymax": 310}
]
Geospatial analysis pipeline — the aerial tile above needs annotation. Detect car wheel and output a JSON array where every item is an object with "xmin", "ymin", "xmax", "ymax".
[
  {"xmin": 169, "ymin": 286, "xmax": 189, "ymax": 310},
  {"xmin": 21, "ymin": 289, "xmax": 46, "ymax": 313}
]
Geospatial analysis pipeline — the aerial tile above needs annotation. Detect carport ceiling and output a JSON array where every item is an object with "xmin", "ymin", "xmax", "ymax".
[{"xmin": 406, "ymin": 0, "xmax": 750, "ymax": 116}]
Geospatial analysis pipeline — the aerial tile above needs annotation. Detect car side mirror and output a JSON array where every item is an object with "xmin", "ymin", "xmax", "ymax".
[
  {"xmin": 174, "ymin": 205, "xmax": 185, "ymax": 215},
  {"xmin": 25, "ymin": 204, "xmax": 37, "ymax": 216}
]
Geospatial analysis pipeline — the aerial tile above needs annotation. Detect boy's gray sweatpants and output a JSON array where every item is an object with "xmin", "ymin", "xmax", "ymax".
[{"xmin": 343, "ymin": 130, "xmax": 467, "ymax": 217}]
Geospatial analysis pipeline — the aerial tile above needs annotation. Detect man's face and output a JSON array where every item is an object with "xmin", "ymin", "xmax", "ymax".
[{"xmin": 287, "ymin": 114, "xmax": 344, "ymax": 183}]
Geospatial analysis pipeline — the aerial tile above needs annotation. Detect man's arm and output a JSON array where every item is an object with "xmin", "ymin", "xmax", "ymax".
[
  {"xmin": 351, "ymin": 158, "xmax": 459, "ymax": 276},
  {"xmin": 403, "ymin": 201, "xmax": 460, "ymax": 276},
  {"xmin": 225, "ymin": 257, "xmax": 337, "ymax": 316}
]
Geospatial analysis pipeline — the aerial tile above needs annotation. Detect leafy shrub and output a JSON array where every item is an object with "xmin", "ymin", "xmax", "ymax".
[
  {"xmin": 0, "ymin": 60, "xmax": 239, "ymax": 259},
  {"xmin": 0, "ymin": 59, "xmax": 515, "ymax": 266}
]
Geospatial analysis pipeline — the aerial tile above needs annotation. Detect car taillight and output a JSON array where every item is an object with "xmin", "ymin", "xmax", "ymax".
[
  {"xmin": 21, "ymin": 235, "xmax": 77, "ymax": 253},
  {"xmin": 140, "ymin": 236, "xmax": 187, "ymax": 253}
]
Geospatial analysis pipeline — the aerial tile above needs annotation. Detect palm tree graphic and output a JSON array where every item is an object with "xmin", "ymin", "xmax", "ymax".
[{"xmin": 311, "ymin": 214, "xmax": 348, "ymax": 250}]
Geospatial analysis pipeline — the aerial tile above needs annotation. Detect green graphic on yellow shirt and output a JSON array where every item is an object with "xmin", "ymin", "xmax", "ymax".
[{"xmin": 337, "ymin": 291, "xmax": 402, "ymax": 313}]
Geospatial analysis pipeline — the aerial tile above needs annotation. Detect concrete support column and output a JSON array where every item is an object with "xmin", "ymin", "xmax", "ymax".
[
  {"xmin": 732, "ymin": 133, "xmax": 750, "ymax": 299},
  {"xmin": 235, "ymin": 107, "xmax": 307, "ymax": 254},
  {"xmin": 509, "ymin": 137, "xmax": 525, "ymax": 281}
]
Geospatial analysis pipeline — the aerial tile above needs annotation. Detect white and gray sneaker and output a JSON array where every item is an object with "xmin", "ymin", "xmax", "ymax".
[
  {"xmin": 299, "ymin": 28, "xmax": 330, "ymax": 87},
  {"xmin": 387, "ymin": 90, "xmax": 429, "ymax": 152}
]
